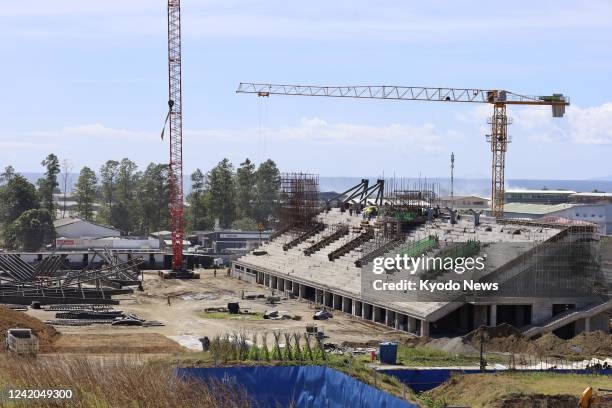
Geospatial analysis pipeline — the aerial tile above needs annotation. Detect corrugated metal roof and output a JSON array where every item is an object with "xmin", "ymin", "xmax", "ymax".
[
  {"xmin": 53, "ymin": 217, "xmax": 120, "ymax": 231},
  {"xmin": 505, "ymin": 189, "xmax": 576, "ymax": 195},
  {"xmin": 53, "ymin": 218, "xmax": 80, "ymax": 227},
  {"xmin": 502, "ymin": 202, "xmax": 576, "ymax": 215},
  {"xmin": 570, "ymin": 192, "xmax": 612, "ymax": 197}
]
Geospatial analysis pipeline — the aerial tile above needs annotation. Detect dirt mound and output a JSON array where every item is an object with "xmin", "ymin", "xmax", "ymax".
[
  {"xmin": 527, "ymin": 332, "xmax": 612, "ymax": 357},
  {"xmin": 566, "ymin": 331, "xmax": 612, "ymax": 356},
  {"xmin": 0, "ymin": 306, "xmax": 59, "ymax": 349},
  {"xmin": 491, "ymin": 393, "xmax": 578, "ymax": 408},
  {"xmin": 464, "ymin": 324, "xmax": 531, "ymax": 353},
  {"xmin": 464, "ymin": 325, "xmax": 612, "ymax": 357},
  {"xmin": 53, "ymin": 333, "xmax": 186, "ymax": 354},
  {"xmin": 529, "ymin": 333, "xmax": 567, "ymax": 355},
  {"xmin": 464, "ymin": 324, "xmax": 523, "ymax": 342}
]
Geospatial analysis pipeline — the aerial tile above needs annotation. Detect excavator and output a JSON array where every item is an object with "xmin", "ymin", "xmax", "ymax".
[{"xmin": 579, "ymin": 387, "xmax": 612, "ymax": 407}]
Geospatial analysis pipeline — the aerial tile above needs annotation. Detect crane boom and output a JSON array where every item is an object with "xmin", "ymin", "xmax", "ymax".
[
  {"xmin": 237, "ymin": 82, "xmax": 569, "ymax": 217},
  {"xmin": 167, "ymin": 0, "xmax": 184, "ymax": 270},
  {"xmin": 237, "ymin": 83, "xmax": 568, "ymax": 113}
]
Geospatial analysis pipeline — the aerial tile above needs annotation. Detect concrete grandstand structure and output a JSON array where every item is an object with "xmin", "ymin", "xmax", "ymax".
[{"xmin": 233, "ymin": 178, "xmax": 611, "ymax": 339}]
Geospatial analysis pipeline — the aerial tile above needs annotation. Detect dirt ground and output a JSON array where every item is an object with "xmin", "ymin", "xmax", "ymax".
[
  {"xmin": 25, "ymin": 268, "xmax": 415, "ymax": 352},
  {"xmin": 0, "ymin": 305, "xmax": 59, "ymax": 347},
  {"xmin": 48, "ymin": 333, "xmax": 186, "ymax": 354},
  {"xmin": 430, "ymin": 372, "xmax": 612, "ymax": 408}
]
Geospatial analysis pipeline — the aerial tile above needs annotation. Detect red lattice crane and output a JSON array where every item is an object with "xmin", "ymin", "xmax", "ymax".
[
  {"xmin": 237, "ymin": 83, "xmax": 569, "ymax": 218},
  {"xmin": 165, "ymin": 0, "xmax": 184, "ymax": 270}
]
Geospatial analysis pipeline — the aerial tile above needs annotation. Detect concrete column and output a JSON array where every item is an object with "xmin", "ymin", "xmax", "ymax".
[
  {"xmin": 292, "ymin": 281, "xmax": 299, "ymax": 297},
  {"xmin": 490, "ymin": 304, "xmax": 497, "ymax": 327},
  {"xmin": 473, "ymin": 305, "xmax": 488, "ymax": 327},
  {"xmin": 374, "ymin": 307, "xmax": 382, "ymax": 323},
  {"xmin": 532, "ymin": 301, "xmax": 553, "ymax": 325},
  {"xmin": 407, "ymin": 316, "xmax": 417, "ymax": 334},
  {"xmin": 420, "ymin": 320, "xmax": 430, "ymax": 337},
  {"xmin": 394, "ymin": 313, "xmax": 401, "ymax": 330},
  {"xmin": 351, "ymin": 299, "xmax": 356, "ymax": 316},
  {"xmin": 459, "ymin": 306, "xmax": 468, "ymax": 332},
  {"xmin": 584, "ymin": 317, "xmax": 591, "ymax": 332}
]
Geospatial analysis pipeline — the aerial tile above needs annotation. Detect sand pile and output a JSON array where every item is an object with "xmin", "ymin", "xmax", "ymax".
[
  {"xmin": 0, "ymin": 305, "xmax": 59, "ymax": 349},
  {"xmin": 464, "ymin": 324, "xmax": 532, "ymax": 354},
  {"xmin": 464, "ymin": 325, "xmax": 612, "ymax": 357}
]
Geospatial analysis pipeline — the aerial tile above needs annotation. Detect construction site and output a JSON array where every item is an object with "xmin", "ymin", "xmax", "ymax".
[
  {"xmin": 233, "ymin": 173, "xmax": 611, "ymax": 339},
  {"xmin": 0, "ymin": 1, "xmax": 611, "ymax": 407}
]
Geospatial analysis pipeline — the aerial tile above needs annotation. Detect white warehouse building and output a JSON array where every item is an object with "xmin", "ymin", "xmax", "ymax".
[
  {"xmin": 54, "ymin": 218, "xmax": 121, "ymax": 239},
  {"xmin": 488, "ymin": 203, "xmax": 612, "ymax": 235}
]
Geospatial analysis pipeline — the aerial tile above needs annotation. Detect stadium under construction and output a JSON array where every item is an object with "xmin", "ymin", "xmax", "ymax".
[{"xmin": 233, "ymin": 173, "xmax": 612, "ymax": 339}]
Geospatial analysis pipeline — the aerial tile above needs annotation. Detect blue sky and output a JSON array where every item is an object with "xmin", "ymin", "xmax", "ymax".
[{"xmin": 1, "ymin": 0, "xmax": 612, "ymax": 179}]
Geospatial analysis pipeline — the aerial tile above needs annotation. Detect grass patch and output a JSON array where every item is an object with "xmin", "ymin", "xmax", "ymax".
[
  {"xmin": 0, "ymin": 355, "xmax": 249, "ymax": 407},
  {"xmin": 424, "ymin": 371, "xmax": 612, "ymax": 408},
  {"xmin": 397, "ymin": 345, "xmax": 507, "ymax": 367},
  {"xmin": 198, "ymin": 311, "xmax": 265, "ymax": 321}
]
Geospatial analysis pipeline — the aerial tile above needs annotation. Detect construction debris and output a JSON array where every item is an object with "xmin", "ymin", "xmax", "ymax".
[{"xmin": 0, "ymin": 250, "xmax": 145, "ymax": 305}]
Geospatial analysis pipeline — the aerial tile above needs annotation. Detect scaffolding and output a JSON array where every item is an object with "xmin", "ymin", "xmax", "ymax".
[
  {"xmin": 279, "ymin": 173, "xmax": 320, "ymax": 231},
  {"xmin": 481, "ymin": 220, "xmax": 605, "ymax": 299}
]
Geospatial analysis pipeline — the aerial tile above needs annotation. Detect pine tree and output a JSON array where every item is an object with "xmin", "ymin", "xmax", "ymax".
[
  {"xmin": 38, "ymin": 154, "xmax": 60, "ymax": 218},
  {"xmin": 235, "ymin": 158, "xmax": 256, "ymax": 220},
  {"xmin": 74, "ymin": 167, "xmax": 98, "ymax": 221},
  {"xmin": 208, "ymin": 159, "xmax": 235, "ymax": 228},
  {"xmin": 254, "ymin": 159, "xmax": 281, "ymax": 225}
]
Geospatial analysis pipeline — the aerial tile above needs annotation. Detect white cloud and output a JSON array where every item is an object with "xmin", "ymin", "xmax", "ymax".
[
  {"xmin": 31, "ymin": 124, "xmax": 156, "ymax": 141},
  {"xmin": 509, "ymin": 103, "xmax": 612, "ymax": 145},
  {"xmin": 188, "ymin": 117, "xmax": 461, "ymax": 153}
]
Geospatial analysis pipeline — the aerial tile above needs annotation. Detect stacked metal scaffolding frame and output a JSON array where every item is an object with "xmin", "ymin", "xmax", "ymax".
[
  {"xmin": 480, "ymin": 220, "xmax": 605, "ymax": 299},
  {"xmin": 354, "ymin": 177, "xmax": 441, "ymax": 264},
  {"xmin": 0, "ymin": 252, "xmax": 144, "ymax": 305},
  {"xmin": 325, "ymin": 179, "xmax": 385, "ymax": 209},
  {"xmin": 279, "ymin": 173, "xmax": 320, "ymax": 232}
]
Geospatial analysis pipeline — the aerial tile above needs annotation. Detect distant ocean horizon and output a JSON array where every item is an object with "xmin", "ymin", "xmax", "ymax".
[
  {"xmin": 317, "ymin": 177, "xmax": 612, "ymax": 198},
  {"xmin": 18, "ymin": 172, "xmax": 612, "ymax": 197}
]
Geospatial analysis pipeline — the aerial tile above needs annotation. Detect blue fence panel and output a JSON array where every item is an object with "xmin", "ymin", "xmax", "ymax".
[{"xmin": 179, "ymin": 366, "xmax": 417, "ymax": 408}]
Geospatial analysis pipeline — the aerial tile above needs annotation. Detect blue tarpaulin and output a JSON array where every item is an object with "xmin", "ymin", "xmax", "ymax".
[{"xmin": 179, "ymin": 366, "xmax": 417, "ymax": 408}]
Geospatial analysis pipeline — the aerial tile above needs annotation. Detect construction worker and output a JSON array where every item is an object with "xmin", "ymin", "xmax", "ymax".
[{"xmin": 167, "ymin": 295, "xmax": 171, "ymax": 307}]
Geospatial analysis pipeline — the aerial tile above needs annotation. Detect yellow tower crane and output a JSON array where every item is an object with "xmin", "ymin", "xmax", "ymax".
[{"xmin": 236, "ymin": 83, "xmax": 569, "ymax": 218}]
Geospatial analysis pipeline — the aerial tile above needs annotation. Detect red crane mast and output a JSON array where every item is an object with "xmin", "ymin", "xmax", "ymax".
[{"xmin": 167, "ymin": 0, "xmax": 184, "ymax": 270}]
